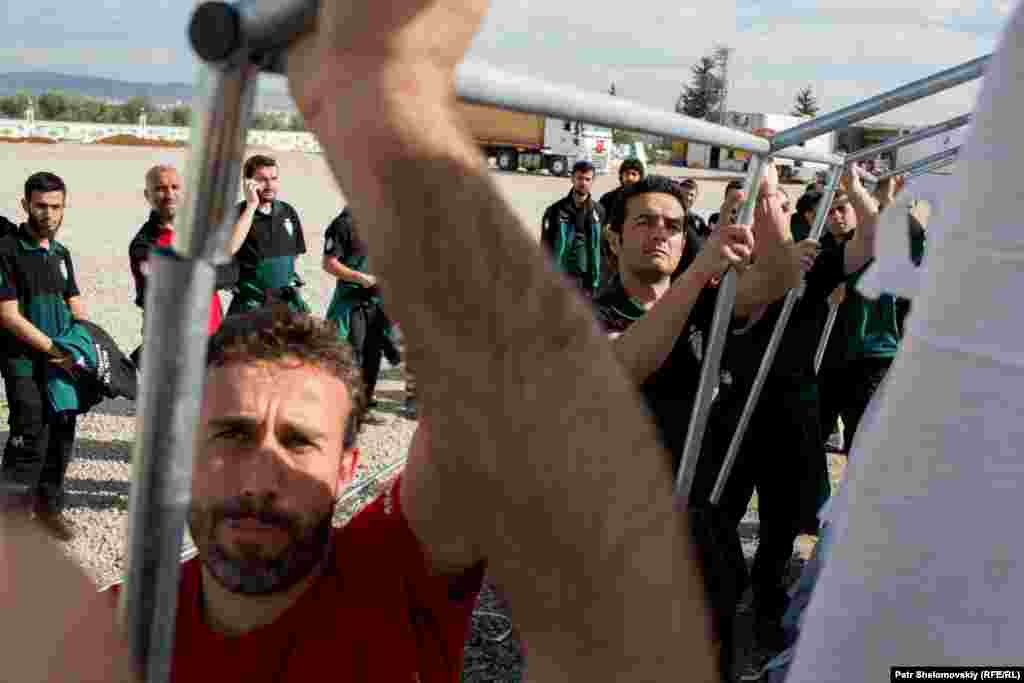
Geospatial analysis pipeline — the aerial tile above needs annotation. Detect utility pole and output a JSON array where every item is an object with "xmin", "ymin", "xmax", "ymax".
[{"xmin": 713, "ymin": 45, "xmax": 733, "ymax": 127}]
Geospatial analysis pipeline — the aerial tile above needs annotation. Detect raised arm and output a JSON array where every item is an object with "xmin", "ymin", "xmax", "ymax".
[
  {"xmin": 227, "ymin": 180, "xmax": 260, "ymax": 255},
  {"xmin": 287, "ymin": 1, "xmax": 716, "ymax": 679},
  {"xmin": 611, "ymin": 224, "xmax": 752, "ymax": 385},
  {"xmin": 844, "ymin": 170, "xmax": 906, "ymax": 275}
]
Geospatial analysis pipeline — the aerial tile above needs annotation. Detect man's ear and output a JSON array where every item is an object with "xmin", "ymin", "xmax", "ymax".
[{"xmin": 20, "ymin": 197, "xmax": 29, "ymax": 216}]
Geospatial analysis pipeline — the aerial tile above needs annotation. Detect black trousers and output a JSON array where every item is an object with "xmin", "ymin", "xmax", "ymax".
[
  {"xmin": 703, "ymin": 378, "xmax": 830, "ymax": 622},
  {"xmin": 348, "ymin": 303, "xmax": 395, "ymax": 401},
  {"xmin": 818, "ymin": 357, "xmax": 892, "ymax": 456},
  {"xmin": 0, "ymin": 360, "xmax": 78, "ymax": 512}
]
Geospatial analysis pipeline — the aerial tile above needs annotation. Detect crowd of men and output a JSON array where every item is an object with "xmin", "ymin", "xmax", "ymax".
[
  {"xmin": 540, "ymin": 153, "xmax": 920, "ymax": 678},
  {"xmin": 0, "ymin": 1, "xmax": 931, "ymax": 679}
]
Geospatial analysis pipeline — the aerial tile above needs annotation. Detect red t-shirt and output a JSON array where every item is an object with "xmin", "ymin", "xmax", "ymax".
[
  {"xmin": 107, "ymin": 477, "xmax": 485, "ymax": 682},
  {"xmin": 155, "ymin": 228, "xmax": 223, "ymax": 335}
]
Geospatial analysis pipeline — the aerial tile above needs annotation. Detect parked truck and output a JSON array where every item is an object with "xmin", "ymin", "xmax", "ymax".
[
  {"xmin": 680, "ymin": 112, "xmax": 836, "ymax": 182},
  {"xmin": 456, "ymin": 102, "xmax": 613, "ymax": 176}
]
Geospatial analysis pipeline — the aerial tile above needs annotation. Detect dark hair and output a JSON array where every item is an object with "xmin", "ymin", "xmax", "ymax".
[
  {"xmin": 24, "ymin": 172, "xmax": 66, "ymax": 201},
  {"xmin": 796, "ymin": 192, "xmax": 822, "ymax": 216},
  {"xmin": 726, "ymin": 179, "xmax": 745, "ymax": 193},
  {"xmin": 207, "ymin": 308, "xmax": 366, "ymax": 449},
  {"xmin": 609, "ymin": 174, "xmax": 687, "ymax": 234},
  {"xmin": 572, "ymin": 160, "xmax": 595, "ymax": 176},
  {"xmin": 619, "ymin": 157, "xmax": 645, "ymax": 180},
  {"xmin": 244, "ymin": 154, "xmax": 278, "ymax": 179},
  {"xmin": 677, "ymin": 178, "xmax": 698, "ymax": 190}
]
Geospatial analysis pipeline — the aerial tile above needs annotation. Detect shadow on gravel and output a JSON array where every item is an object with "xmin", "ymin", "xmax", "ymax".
[
  {"xmin": 64, "ymin": 476, "xmax": 131, "ymax": 512},
  {"xmin": 86, "ymin": 399, "xmax": 137, "ymax": 418},
  {"xmin": 72, "ymin": 436, "xmax": 134, "ymax": 465}
]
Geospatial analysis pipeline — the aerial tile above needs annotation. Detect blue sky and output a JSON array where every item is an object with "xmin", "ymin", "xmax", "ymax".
[{"xmin": 1, "ymin": 0, "xmax": 1011, "ymax": 125}]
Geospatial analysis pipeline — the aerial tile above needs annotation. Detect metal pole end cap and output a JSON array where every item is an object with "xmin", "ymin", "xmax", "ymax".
[{"xmin": 189, "ymin": 2, "xmax": 242, "ymax": 64}]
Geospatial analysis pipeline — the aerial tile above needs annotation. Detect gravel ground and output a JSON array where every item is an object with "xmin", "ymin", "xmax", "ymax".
[{"xmin": 0, "ymin": 143, "xmax": 829, "ymax": 681}]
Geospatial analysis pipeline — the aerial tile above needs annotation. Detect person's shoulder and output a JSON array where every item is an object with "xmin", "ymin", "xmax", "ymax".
[
  {"xmin": 0, "ymin": 231, "xmax": 18, "ymax": 253},
  {"xmin": 278, "ymin": 200, "xmax": 300, "ymax": 217}
]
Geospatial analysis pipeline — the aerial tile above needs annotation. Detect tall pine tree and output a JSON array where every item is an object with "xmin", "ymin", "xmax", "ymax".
[
  {"xmin": 676, "ymin": 56, "xmax": 723, "ymax": 121},
  {"xmin": 791, "ymin": 85, "xmax": 820, "ymax": 117}
]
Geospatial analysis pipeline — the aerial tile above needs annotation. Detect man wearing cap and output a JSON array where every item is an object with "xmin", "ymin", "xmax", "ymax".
[{"xmin": 541, "ymin": 159, "xmax": 605, "ymax": 298}]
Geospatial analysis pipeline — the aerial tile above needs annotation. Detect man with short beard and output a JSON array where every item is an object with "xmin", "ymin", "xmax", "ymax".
[
  {"xmin": 228, "ymin": 155, "xmax": 309, "ymax": 315},
  {"xmin": 541, "ymin": 159, "xmax": 605, "ymax": 297},
  {"xmin": 100, "ymin": 310, "xmax": 483, "ymax": 680},
  {"xmin": 128, "ymin": 165, "xmax": 243, "ymax": 364},
  {"xmin": 0, "ymin": 172, "xmax": 86, "ymax": 541},
  {"xmin": 678, "ymin": 178, "xmax": 710, "ymax": 238}
]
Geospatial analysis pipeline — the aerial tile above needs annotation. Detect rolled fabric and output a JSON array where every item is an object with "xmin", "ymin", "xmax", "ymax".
[{"xmin": 788, "ymin": 6, "xmax": 1024, "ymax": 680}]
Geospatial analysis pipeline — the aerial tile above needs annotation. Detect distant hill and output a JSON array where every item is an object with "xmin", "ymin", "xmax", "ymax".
[
  {"xmin": 0, "ymin": 72, "xmax": 193, "ymax": 105},
  {"xmin": 0, "ymin": 71, "xmax": 296, "ymax": 112}
]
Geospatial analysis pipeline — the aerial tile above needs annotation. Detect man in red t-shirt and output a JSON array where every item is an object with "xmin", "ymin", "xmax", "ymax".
[{"xmin": 106, "ymin": 311, "xmax": 484, "ymax": 682}]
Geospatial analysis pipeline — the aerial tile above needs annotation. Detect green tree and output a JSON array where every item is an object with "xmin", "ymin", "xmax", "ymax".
[
  {"xmin": 287, "ymin": 112, "xmax": 305, "ymax": 131},
  {"xmin": 118, "ymin": 96, "xmax": 153, "ymax": 124},
  {"xmin": 676, "ymin": 56, "xmax": 723, "ymax": 121},
  {"xmin": 37, "ymin": 91, "xmax": 71, "ymax": 120},
  {"xmin": 169, "ymin": 105, "xmax": 191, "ymax": 127},
  {"xmin": 0, "ymin": 96, "xmax": 19, "ymax": 118},
  {"xmin": 791, "ymin": 85, "xmax": 820, "ymax": 118}
]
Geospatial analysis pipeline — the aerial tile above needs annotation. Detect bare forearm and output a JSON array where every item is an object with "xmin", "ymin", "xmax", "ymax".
[
  {"xmin": 0, "ymin": 310, "xmax": 56, "ymax": 355},
  {"xmin": 613, "ymin": 268, "xmax": 710, "ymax": 384},
  {"xmin": 309, "ymin": 81, "xmax": 715, "ymax": 674},
  {"xmin": 68, "ymin": 296, "xmax": 87, "ymax": 321},
  {"xmin": 847, "ymin": 184, "xmax": 880, "ymax": 274},
  {"xmin": 735, "ymin": 261, "xmax": 796, "ymax": 316},
  {"xmin": 322, "ymin": 256, "xmax": 368, "ymax": 284},
  {"xmin": 228, "ymin": 207, "xmax": 256, "ymax": 254}
]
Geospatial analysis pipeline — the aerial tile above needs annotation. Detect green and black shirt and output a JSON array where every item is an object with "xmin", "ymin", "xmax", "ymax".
[
  {"xmin": 323, "ymin": 208, "xmax": 383, "ymax": 340},
  {"xmin": 234, "ymin": 200, "xmax": 307, "ymax": 295},
  {"xmin": 594, "ymin": 279, "xmax": 721, "ymax": 471},
  {"xmin": 0, "ymin": 224, "xmax": 80, "ymax": 372}
]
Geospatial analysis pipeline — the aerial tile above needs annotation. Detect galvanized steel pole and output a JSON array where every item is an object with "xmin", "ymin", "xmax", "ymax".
[
  {"xmin": 709, "ymin": 165, "xmax": 843, "ymax": 504},
  {"xmin": 120, "ymin": 61, "xmax": 259, "ymax": 682},
  {"xmin": 845, "ymin": 114, "xmax": 970, "ymax": 163},
  {"xmin": 878, "ymin": 146, "xmax": 960, "ymax": 180},
  {"xmin": 771, "ymin": 56, "xmax": 988, "ymax": 151},
  {"xmin": 674, "ymin": 155, "xmax": 770, "ymax": 501}
]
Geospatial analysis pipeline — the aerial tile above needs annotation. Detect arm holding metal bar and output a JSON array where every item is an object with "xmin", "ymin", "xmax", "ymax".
[
  {"xmin": 708, "ymin": 165, "xmax": 843, "ymax": 503},
  {"xmin": 279, "ymin": 2, "xmax": 719, "ymax": 680},
  {"xmin": 674, "ymin": 156, "xmax": 770, "ymax": 501}
]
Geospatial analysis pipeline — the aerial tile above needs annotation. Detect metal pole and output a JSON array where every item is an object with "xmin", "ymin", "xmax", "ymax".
[
  {"xmin": 771, "ymin": 56, "xmax": 988, "ymax": 151},
  {"xmin": 906, "ymin": 156, "xmax": 957, "ymax": 179},
  {"xmin": 878, "ymin": 145, "xmax": 960, "ymax": 180},
  {"xmin": 709, "ymin": 165, "xmax": 843, "ymax": 504},
  {"xmin": 188, "ymin": 1, "xmax": 842, "ymax": 166},
  {"xmin": 119, "ymin": 61, "xmax": 258, "ymax": 682},
  {"xmin": 674, "ymin": 155, "xmax": 769, "ymax": 501},
  {"xmin": 814, "ymin": 305, "xmax": 840, "ymax": 374},
  {"xmin": 845, "ymin": 114, "xmax": 970, "ymax": 163}
]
